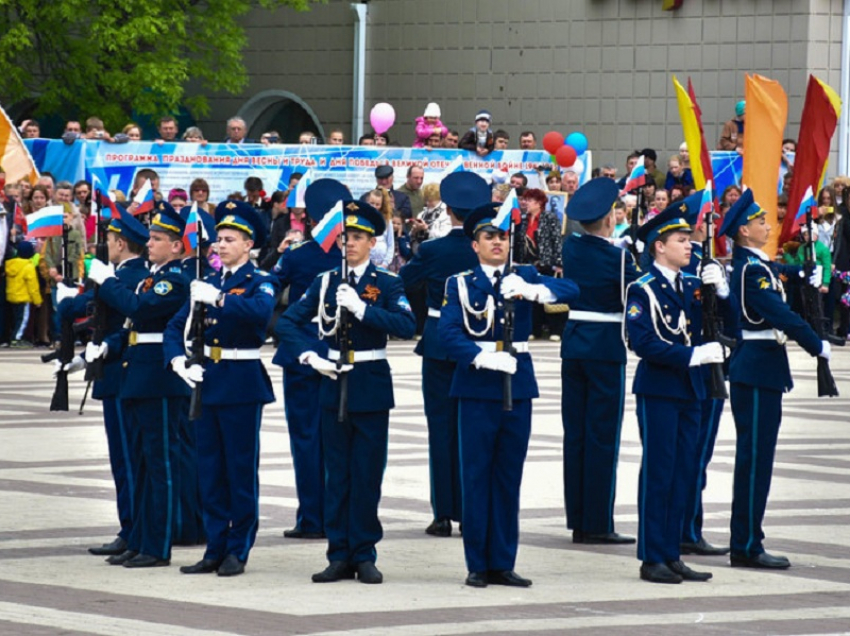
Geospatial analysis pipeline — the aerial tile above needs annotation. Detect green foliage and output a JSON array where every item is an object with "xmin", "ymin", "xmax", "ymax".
[{"xmin": 0, "ymin": 0, "xmax": 321, "ymax": 128}]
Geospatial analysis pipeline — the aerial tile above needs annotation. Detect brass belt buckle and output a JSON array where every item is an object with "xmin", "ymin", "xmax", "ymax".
[
  {"xmin": 347, "ymin": 350, "xmax": 355, "ymax": 364},
  {"xmin": 209, "ymin": 346, "xmax": 222, "ymax": 362},
  {"xmin": 496, "ymin": 341, "xmax": 504, "ymax": 352},
  {"xmin": 128, "ymin": 331, "xmax": 138, "ymax": 346}
]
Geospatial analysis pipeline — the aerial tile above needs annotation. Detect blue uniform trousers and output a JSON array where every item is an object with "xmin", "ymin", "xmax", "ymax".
[
  {"xmin": 196, "ymin": 403, "xmax": 263, "ymax": 563},
  {"xmin": 102, "ymin": 398, "xmax": 134, "ymax": 541},
  {"xmin": 174, "ymin": 408, "xmax": 205, "ymax": 546},
  {"xmin": 682, "ymin": 397, "xmax": 724, "ymax": 544},
  {"xmin": 124, "ymin": 396, "xmax": 188, "ymax": 560},
  {"xmin": 422, "ymin": 357, "xmax": 462, "ymax": 522},
  {"xmin": 561, "ymin": 359, "xmax": 625, "ymax": 534},
  {"xmin": 282, "ymin": 368, "xmax": 324, "ymax": 534},
  {"xmin": 636, "ymin": 395, "xmax": 700, "ymax": 564},
  {"xmin": 458, "ymin": 398, "xmax": 531, "ymax": 573},
  {"xmin": 322, "ymin": 408, "xmax": 388, "ymax": 565},
  {"xmin": 729, "ymin": 384, "xmax": 782, "ymax": 557}
]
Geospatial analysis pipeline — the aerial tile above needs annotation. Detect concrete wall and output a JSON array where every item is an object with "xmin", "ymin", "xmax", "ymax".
[{"xmin": 199, "ymin": 0, "xmax": 847, "ymax": 174}]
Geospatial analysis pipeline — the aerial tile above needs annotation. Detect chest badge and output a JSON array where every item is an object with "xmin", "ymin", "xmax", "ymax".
[{"xmin": 153, "ymin": 281, "xmax": 172, "ymax": 295}]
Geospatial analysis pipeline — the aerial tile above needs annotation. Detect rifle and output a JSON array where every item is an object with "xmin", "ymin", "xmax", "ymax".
[
  {"xmin": 337, "ymin": 235, "xmax": 350, "ymax": 423},
  {"xmin": 85, "ymin": 191, "xmax": 109, "ymax": 383},
  {"xmin": 187, "ymin": 209, "xmax": 206, "ymax": 420},
  {"xmin": 801, "ymin": 207, "xmax": 842, "ymax": 397},
  {"xmin": 48, "ymin": 226, "xmax": 76, "ymax": 411},
  {"xmin": 699, "ymin": 204, "xmax": 730, "ymax": 400},
  {"xmin": 501, "ymin": 215, "xmax": 524, "ymax": 412},
  {"xmin": 629, "ymin": 190, "xmax": 642, "ymax": 261}
]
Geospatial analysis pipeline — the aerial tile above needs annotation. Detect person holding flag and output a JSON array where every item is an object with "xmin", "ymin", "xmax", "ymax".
[
  {"xmin": 40, "ymin": 202, "xmax": 84, "ymax": 347},
  {"xmin": 278, "ymin": 199, "xmax": 415, "ymax": 585},
  {"xmin": 439, "ymin": 201, "xmax": 578, "ymax": 588},
  {"xmin": 164, "ymin": 200, "xmax": 278, "ymax": 577},
  {"xmin": 271, "ymin": 178, "xmax": 348, "ymax": 541},
  {"xmin": 399, "ymin": 171, "xmax": 491, "ymax": 538},
  {"xmin": 559, "ymin": 178, "xmax": 640, "ymax": 547}
]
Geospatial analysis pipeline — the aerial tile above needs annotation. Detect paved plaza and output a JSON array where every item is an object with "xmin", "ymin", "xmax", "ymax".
[{"xmin": 0, "ymin": 341, "xmax": 848, "ymax": 635}]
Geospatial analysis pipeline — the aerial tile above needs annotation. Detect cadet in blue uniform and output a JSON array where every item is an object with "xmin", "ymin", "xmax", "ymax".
[
  {"xmin": 279, "ymin": 200, "xmax": 416, "ymax": 584},
  {"xmin": 272, "ymin": 179, "xmax": 348, "ymax": 540},
  {"xmin": 57, "ymin": 205, "xmax": 149, "ymax": 556},
  {"xmin": 559, "ymin": 178, "xmax": 639, "ymax": 544},
  {"xmin": 626, "ymin": 203, "xmax": 736, "ymax": 584},
  {"xmin": 164, "ymin": 200, "xmax": 278, "ymax": 577},
  {"xmin": 718, "ymin": 190, "xmax": 829, "ymax": 569},
  {"xmin": 439, "ymin": 204, "xmax": 579, "ymax": 588},
  {"xmin": 87, "ymin": 202, "xmax": 199, "ymax": 568},
  {"xmin": 399, "ymin": 171, "xmax": 491, "ymax": 537},
  {"xmin": 679, "ymin": 197, "xmax": 732, "ymax": 557}
]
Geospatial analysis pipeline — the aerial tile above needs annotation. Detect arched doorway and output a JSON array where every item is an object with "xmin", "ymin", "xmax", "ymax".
[{"xmin": 238, "ymin": 90, "xmax": 324, "ymax": 143}]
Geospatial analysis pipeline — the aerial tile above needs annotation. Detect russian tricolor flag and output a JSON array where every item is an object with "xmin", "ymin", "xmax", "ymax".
[
  {"xmin": 623, "ymin": 155, "xmax": 647, "ymax": 193},
  {"xmin": 493, "ymin": 188, "xmax": 521, "ymax": 231},
  {"xmin": 183, "ymin": 202, "xmax": 199, "ymax": 252},
  {"xmin": 696, "ymin": 180, "xmax": 713, "ymax": 229},
  {"xmin": 133, "ymin": 179, "xmax": 155, "ymax": 215},
  {"xmin": 92, "ymin": 176, "xmax": 118, "ymax": 220},
  {"xmin": 312, "ymin": 200, "xmax": 343, "ymax": 252},
  {"xmin": 795, "ymin": 186, "xmax": 816, "ymax": 222},
  {"xmin": 287, "ymin": 171, "xmax": 312, "ymax": 208},
  {"xmin": 26, "ymin": 205, "xmax": 65, "ymax": 238}
]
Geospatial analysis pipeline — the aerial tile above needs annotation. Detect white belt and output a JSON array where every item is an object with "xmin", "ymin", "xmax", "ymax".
[
  {"xmin": 569, "ymin": 311, "xmax": 624, "ymax": 323},
  {"xmin": 328, "ymin": 348, "xmax": 387, "ymax": 362},
  {"xmin": 741, "ymin": 330, "xmax": 785, "ymax": 341},
  {"xmin": 129, "ymin": 332, "xmax": 163, "ymax": 345},
  {"xmin": 477, "ymin": 341, "xmax": 530, "ymax": 353},
  {"xmin": 203, "ymin": 345, "xmax": 262, "ymax": 361},
  {"xmin": 427, "ymin": 308, "xmax": 441, "ymax": 318}
]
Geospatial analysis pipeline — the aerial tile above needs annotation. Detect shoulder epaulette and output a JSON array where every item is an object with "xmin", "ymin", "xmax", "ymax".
[
  {"xmin": 289, "ymin": 240, "xmax": 308, "ymax": 251},
  {"xmin": 636, "ymin": 273, "xmax": 655, "ymax": 287},
  {"xmin": 376, "ymin": 267, "xmax": 398, "ymax": 277},
  {"xmin": 682, "ymin": 273, "xmax": 700, "ymax": 281},
  {"xmin": 747, "ymin": 256, "xmax": 764, "ymax": 266},
  {"xmin": 255, "ymin": 269, "xmax": 270, "ymax": 277},
  {"xmin": 457, "ymin": 270, "xmax": 473, "ymax": 277}
]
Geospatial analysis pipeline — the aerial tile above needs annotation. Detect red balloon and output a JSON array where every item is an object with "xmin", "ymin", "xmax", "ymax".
[
  {"xmin": 555, "ymin": 144, "xmax": 577, "ymax": 168},
  {"xmin": 542, "ymin": 131, "xmax": 565, "ymax": 155}
]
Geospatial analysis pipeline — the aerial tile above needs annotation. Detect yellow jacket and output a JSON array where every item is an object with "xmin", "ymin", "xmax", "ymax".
[{"xmin": 5, "ymin": 257, "xmax": 43, "ymax": 305}]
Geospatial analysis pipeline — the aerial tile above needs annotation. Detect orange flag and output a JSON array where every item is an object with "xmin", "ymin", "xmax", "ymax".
[
  {"xmin": 742, "ymin": 74, "xmax": 787, "ymax": 257},
  {"xmin": 0, "ymin": 103, "xmax": 39, "ymax": 185}
]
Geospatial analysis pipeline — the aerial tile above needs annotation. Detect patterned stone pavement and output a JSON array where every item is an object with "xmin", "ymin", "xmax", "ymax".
[{"xmin": 0, "ymin": 341, "xmax": 848, "ymax": 635}]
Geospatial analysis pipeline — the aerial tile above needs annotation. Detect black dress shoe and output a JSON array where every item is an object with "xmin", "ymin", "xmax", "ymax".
[
  {"xmin": 488, "ymin": 570, "xmax": 532, "ymax": 587},
  {"xmin": 355, "ymin": 561, "xmax": 383, "ymax": 584},
  {"xmin": 123, "ymin": 553, "xmax": 170, "ymax": 568},
  {"xmin": 574, "ymin": 531, "xmax": 636, "ymax": 545},
  {"xmin": 465, "ymin": 571, "xmax": 488, "ymax": 588},
  {"xmin": 283, "ymin": 528, "xmax": 326, "ymax": 539},
  {"xmin": 640, "ymin": 562, "xmax": 683, "ymax": 584},
  {"xmin": 730, "ymin": 551, "xmax": 791, "ymax": 569},
  {"xmin": 312, "ymin": 561, "xmax": 355, "ymax": 583},
  {"xmin": 180, "ymin": 558, "xmax": 222, "ymax": 574},
  {"xmin": 680, "ymin": 538, "xmax": 730, "ymax": 556},
  {"xmin": 667, "ymin": 560, "xmax": 712, "ymax": 581},
  {"xmin": 425, "ymin": 518, "xmax": 452, "ymax": 537},
  {"xmin": 217, "ymin": 554, "xmax": 245, "ymax": 577},
  {"xmin": 88, "ymin": 537, "xmax": 128, "ymax": 556},
  {"xmin": 106, "ymin": 550, "xmax": 138, "ymax": 566}
]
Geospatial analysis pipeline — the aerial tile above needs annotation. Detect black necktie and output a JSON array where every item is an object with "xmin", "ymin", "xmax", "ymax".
[
  {"xmin": 675, "ymin": 273, "xmax": 683, "ymax": 298},
  {"xmin": 223, "ymin": 271, "xmax": 232, "ymax": 284},
  {"xmin": 493, "ymin": 269, "xmax": 502, "ymax": 292},
  {"xmin": 348, "ymin": 271, "xmax": 357, "ymax": 287}
]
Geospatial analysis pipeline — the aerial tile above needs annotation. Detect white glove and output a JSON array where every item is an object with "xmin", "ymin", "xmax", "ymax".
[
  {"xmin": 87, "ymin": 259, "xmax": 115, "ymax": 285},
  {"xmin": 472, "ymin": 351, "xmax": 518, "ymax": 374},
  {"xmin": 52, "ymin": 355, "xmax": 86, "ymax": 378},
  {"xmin": 819, "ymin": 340, "xmax": 831, "ymax": 361},
  {"xmin": 336, "ymin": 284, "xmax": 367, "ymax": 319},
  {"xmin": 689, "ymin": 342, "xmax": 725, "ymax": 367},
  {"xmin": 171, "ymin": 356, "xmax": 204, "ymax": 389},
  {"xmin": 56, "ymin": 283, "xmax": 79, "ymax": 305},
  {"xmin": 303, "ymin": 352, "xmax": 352, "ymax": 380},
  {"xmin": 85, "ymin": 341, "xmax": 108, "ymax": 363},
  {"xmin": 501, "ymin": 273, "xmax": 545, "ymax": 302},
  {"xmin": 699, "ymin": 261, "xmax": 730, "ymax": 299},
  {"xmin": 610, "ymin": 236, "xmax": 633, "ymax": 250},
  {"xmin": 191, "ymin": 280, "xmax": 221, "ymax": 306},
  {"xmin": 808, "ymin": 265, "xmax": 823, "ymax": 288}
]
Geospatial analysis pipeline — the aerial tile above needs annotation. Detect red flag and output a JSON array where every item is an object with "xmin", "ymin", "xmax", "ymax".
[
  {"xmin": 13, "ymin": 201, "xmax": 26, "ymax": 234},
  {"xmin": 780, "ymin": 75, "xmax": 841, "ymax": 245}
]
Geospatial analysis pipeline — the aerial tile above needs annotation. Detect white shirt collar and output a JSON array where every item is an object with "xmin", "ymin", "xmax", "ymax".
[
  {"xmin": 743, "ymin": 245, "xmax": 770, "ymax": 261},
  {"xmin": 480, "ymin": 263, "xmax": 506, "ymax": 282},
  {"xmin": 222, "ymin": 261, "xmax": 246, "ymax": 278},
  {"xmin": 347, "ymin": 260, "xmax": 369, "ymax": 283},
  {"xmin": 653, "ymin": 261, "xmax": 680, "ymax": 286}
]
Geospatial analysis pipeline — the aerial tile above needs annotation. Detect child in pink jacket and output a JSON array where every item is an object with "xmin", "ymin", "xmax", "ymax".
[{"xmin": 413, "ymin": 103, "xmax": 448, "ymax": 148}]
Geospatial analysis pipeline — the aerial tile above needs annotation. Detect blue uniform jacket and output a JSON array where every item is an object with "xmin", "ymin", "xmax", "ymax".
[
  {"xmin": 439, "ymin": 264, "xmax": 579, "ymax": 401},
  {"xmin": 97, "ymin": 260, "xmax": 191, "ymax": 399},
  {"xmin": 728, "ymin": 245, "xmax": 822, "ymax": 392},
  {"xmin": 271, "ymin": 240, "xmax": 342, "ymax": 369},
  {"xmin": 626, "ymin": 265, "xmax": 735, "ymax": 401},
  {"xmin": 57, "ymin": 257, "xmax": 149, "ymax": 400},
  {"xmin": 181, "ymin": 256, "xmax": 215, "ymax": 282},
  {"xmin": 399, "ymin": 228, "xmax": 479, "ymax": 360},
  {"xmin": 279, "ymin": 262, "xmax": 416, "ymax": 412},
  {"xmin": 561, "ymin": 234, "xmax": 639, "ymax": 363},
  {"xmin": 164, "ymin": 262, "xmax": 278, "ymax": 406}
]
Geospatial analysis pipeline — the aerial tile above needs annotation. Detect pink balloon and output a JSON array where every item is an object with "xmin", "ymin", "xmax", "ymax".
[{"xmin": 370, "ymin": 103, "xmax": 396, "ymax": 135}]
